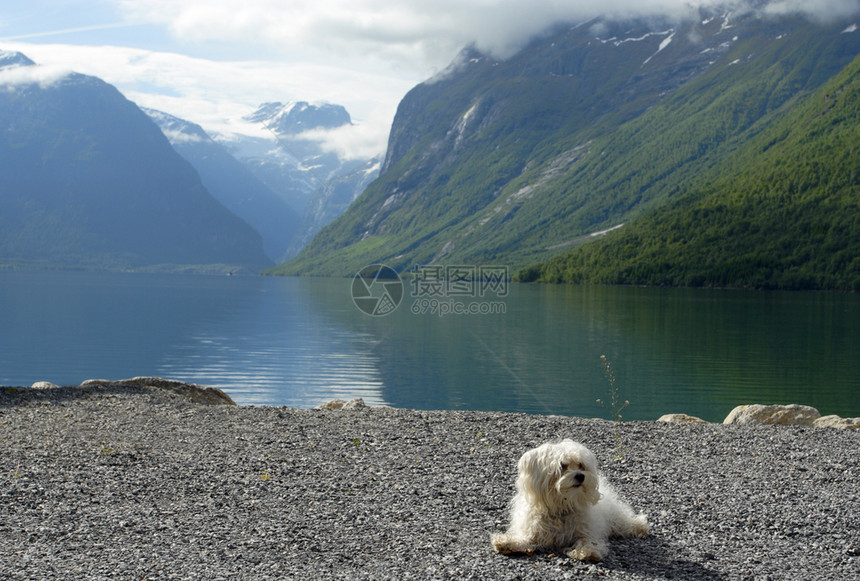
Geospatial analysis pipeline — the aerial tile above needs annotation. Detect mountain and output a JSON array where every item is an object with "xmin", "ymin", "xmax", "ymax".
[
  {"xmin": 517, "ymin": 52, "xmax": 860, "ymax": 291},
  {"xmin": 0, "ymin": 50, "xmax": 35, "ymax": 68},
  {"xmin": 145, "ymin": 109, "xmax": 300, "ymax": 262},
  {"xmin": 281, "ymin": 156, "xmax": 381, "ymax": 260},
  {"xmin": 214, "ymin": 101, "xmax": 364, "ymax": 215},
  {"xmin": 0, "ymin": 51, "xmax": 272, "ymax": 272},
  {"xmin": 274, "ymin": 9, "xmax": 860, "ymax": 279},
  {"xmin": 245, "ymin": 100, "xmax": 351, "ymax": 134}
]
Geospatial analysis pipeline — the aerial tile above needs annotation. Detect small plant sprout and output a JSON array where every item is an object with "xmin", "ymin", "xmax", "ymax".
[{"xmin": 597, "ymin": 355, "xmax": 629, "ymax": 458}]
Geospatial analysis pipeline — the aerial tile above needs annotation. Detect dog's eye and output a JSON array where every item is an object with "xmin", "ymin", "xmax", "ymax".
[
  {"xmin": 560, "ymin": 462, "xmax": 569, "ymax": 472},
  {"xmin": 577, "ymin": 463, "xmax": 585, "ymax": 470}
]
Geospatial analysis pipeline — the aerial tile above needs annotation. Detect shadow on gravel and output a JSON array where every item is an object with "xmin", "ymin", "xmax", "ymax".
[
  {"xmin": 604, "ymin": 536, "xmax": 727, "ymax": 580},
  {"xmin": 491, "ymin": 537, "xmax": 726, "ymax": 579}
]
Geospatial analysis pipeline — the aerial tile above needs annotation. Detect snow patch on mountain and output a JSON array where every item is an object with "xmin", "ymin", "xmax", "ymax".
[
  {"xmin": 161, "ymin": 129, "xmax": 205, "ymax": 144},
  {"xmin": 643, "ymin": 31, "xmax": 676, "ymax": 64},
  {"xmin": 598, "ymin": 29, "xmax": 674, "ymax": 47},
  {"xmin": 719, "ymin": 12, "xmax": 735, "ymax": 33}
]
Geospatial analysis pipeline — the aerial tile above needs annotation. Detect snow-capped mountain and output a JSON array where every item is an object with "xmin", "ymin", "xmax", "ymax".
[
  {"xmin": 244, "ymin": 101, "xmax": 351, "ymax": 135},
  {"xmin": 282, "ymin": 156, "xmax": 381, "ymax": 261},
  {"xmin": 0, "ymin": 50, "xmax": 35, "ymax": 68},
  {"xmin": 214, "ymin": 101, "xmax": 360, "ymax": 215},
  {"xmin": 148, "ymin": 102, "xmax": 380, "ymax": 261}
]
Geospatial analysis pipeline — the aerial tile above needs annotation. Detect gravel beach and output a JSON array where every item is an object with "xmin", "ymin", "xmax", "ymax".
[{"xmin": 1, "ymin": 381, "xmax": 858, "ymax": 580}]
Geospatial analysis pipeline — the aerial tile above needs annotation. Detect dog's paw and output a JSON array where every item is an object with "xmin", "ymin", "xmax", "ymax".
[
  {"xmin": 491, "ymin": 534, "xmax": 533, "ymax": 556},
  {"xmin": 567, "ymin": 540, "xmax": 607, "ymax": 562},
  {"xmin": 490, "ymin": 533, "xmax": 513, "ymax": 554},
  {"xmin": 631, "ymin": 514, "xmax": 649, "ymax": 538},
  {"xmin": 496, "ymin": 547, "xmax": 534, "ymax": 556}
]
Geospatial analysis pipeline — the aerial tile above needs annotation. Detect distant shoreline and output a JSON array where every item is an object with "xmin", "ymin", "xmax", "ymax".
[
  {"xmin": 6, "ymin": 378, "xmax": 859, "ymax": 430},
  {"xmin": 5, "ymin": 265, "xmax": 859, "ymax": 294}
]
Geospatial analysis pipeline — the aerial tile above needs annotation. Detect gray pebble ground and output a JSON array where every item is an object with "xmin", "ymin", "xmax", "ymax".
[{"xmin": 1, "ymin": 383, "xmax": 858, "ymax": 580}]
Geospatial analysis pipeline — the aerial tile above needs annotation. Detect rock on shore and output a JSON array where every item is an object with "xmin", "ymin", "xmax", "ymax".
[
  {"xmin": 659, "ymin": 403, "xmax": 859, "ymax": 430},
  {"xmin": 1, "ymin": 382, "xmax": 858, "ymax": 580}
]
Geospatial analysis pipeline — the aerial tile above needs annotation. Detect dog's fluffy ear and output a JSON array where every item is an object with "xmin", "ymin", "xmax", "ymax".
[
  {"xmin": 515, "ymin": 447, "xmax": 552, "ymax": 507},
  {"xmin": 516, "ymin": 446, "xmax": 539, "ymax": 477}
]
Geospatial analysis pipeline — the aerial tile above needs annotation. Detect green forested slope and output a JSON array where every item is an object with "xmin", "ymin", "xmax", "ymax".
[{"xmin": 517, "ymin": 54, "xmax": 860, "ymax": 290}]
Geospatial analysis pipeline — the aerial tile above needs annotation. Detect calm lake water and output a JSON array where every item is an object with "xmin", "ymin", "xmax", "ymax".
[{"xmin": 1, "ymin": 270, "xmax": 858, "ymax": 422}]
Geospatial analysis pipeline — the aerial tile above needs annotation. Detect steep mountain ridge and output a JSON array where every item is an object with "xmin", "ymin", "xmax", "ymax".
[
  {"xmin": 145, "ymin": 108, "xmax": 300, "ymax": 262},
  {"xmin": 148, "ymin": 104, "xmax": 380, "ymax": 263},
  {"xmin": 275, "ymin": 10, "xmax": 860, "ymax": 277},
  {"xmin": 0, "ymin": 52, "xmax": 272, "ymax": 272},
  {"xmin": 282, "ymin": 156, "xmax": 382, "ymax": 260}
]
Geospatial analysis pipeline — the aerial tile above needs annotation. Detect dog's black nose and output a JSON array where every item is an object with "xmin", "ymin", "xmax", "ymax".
[{"xmin": 574, "ymin": 472, "xmax": 585, "ymax": 484}]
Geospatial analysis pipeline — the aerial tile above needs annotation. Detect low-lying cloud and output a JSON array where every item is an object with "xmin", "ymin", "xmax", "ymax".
[
  {"xmin": 761, "ymin": 0, "xmax": 860, "ymax": 20},
  {"xmin": 293, "ymin": 121, "xmax": 392, "ymax": 161},
  {"xmin": 6, "ymin": 42, "xmax": 412, "ymax": 157},
  {"xmin": 115, "ymin": 0, "xmax": 860, "ymax": 73},
  {"xmin": 10, "ymin": 1, "xmax": 856, "ymax": 159},
  {"xmin": 0, "ymin": 63, "xmax": 71, "ymax": 89}
]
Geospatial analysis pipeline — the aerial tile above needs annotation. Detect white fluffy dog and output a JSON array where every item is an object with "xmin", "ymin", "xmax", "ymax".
[{"xmin": 491, "ymin": 439, "xmax": 648, "ymax": 562}]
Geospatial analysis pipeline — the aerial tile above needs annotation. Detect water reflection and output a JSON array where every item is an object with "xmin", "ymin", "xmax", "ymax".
[
  {"xmin": 0, "ymin": 272, "xmax": 388, "ymax": 407},
  {"xmin": 154, "ymin": 277, "xmax": 388, "ymax": 406},
  {"xmin": 329, "ymin": 283, "xmax": 860, "ymax": 422},
  {"xmin": 1, "ymin": 271, "xmax": 858, "ymax": 422}
]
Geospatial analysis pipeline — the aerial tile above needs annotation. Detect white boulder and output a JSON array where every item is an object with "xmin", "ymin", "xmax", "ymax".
[
  {"xmin": 723, "ymin": 404, "xmax": 821, "ymax": 426},
  {"xmin": 657, "ymin": 413, "xmax": 708, "ymax": 424}
]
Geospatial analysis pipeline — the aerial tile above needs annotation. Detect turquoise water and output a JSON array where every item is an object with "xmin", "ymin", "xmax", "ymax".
[{"xmin": 1, "ymin": 270, "xmax": 858, "ymax": 422}]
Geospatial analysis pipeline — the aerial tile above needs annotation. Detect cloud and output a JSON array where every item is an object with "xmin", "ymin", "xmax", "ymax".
[
  {"xmin": 8, "ymin": 1, "xmax": 857, "ymax": 157},
  {"xmin": 293, "ymin": 117, "xmax": 392, "ymax": 161},
  {"xmin": 5, "ymin": 41, "xmax": 412, "ymax": 156},
  {"xmin": 113, "ymin": 0, "xmax": 860, "ymax": 73},
  {"xmin": 161, "ymin": 128, "xmax": 205, "ymax": 144},
  {"xmin": 0, "ymin": 62, "xmax": 72, "ymax": 89},
  {"xmin": 0, "ymin": 22, "xmax": 138, "ymax": 42},
  {"xmin": 761, "ymin": 0, "xmax": 860, "ymax": 20}
]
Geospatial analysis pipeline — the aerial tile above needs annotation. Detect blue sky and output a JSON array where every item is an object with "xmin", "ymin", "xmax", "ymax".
[
  {"xmin": 2, "ymin": 0, "xmax": 858, "ymax": 158},
  {"xmin": 0, "ymin": 1, "xmax": 433, "ymax": 158}
]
